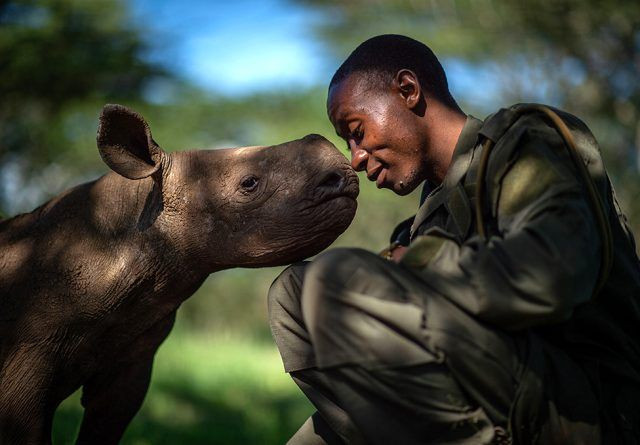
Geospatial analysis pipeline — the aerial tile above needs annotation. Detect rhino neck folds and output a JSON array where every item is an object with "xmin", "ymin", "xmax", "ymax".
[{"xmin": 137, "ymin": 180, "xmax": 163, "ymax": 231}]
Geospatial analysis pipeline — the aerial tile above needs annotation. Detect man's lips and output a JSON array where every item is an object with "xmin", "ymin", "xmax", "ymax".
[
  {"xmin": 366, "ymin": 165, "xmax": 387, "ymax": 188},
  {"xmin": 367, "ymin": 165, "xmax": 382, "ymax": 182},
  {"xmin": 375, "ymin": 169, "xmax": 387, "ymax": 188}
]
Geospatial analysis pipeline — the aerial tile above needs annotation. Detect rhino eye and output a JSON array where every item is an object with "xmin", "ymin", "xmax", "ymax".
[{"xmin": 240, "ymin": 175, "xmax": 259, "ymax": 192}]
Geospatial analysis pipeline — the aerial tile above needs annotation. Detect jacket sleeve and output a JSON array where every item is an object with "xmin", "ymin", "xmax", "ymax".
[{"xmin": 408, "ymin": 124, "xmax": 603, "ymax": 331}]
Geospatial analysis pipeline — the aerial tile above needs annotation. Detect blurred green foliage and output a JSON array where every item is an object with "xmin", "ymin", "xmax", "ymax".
[
  {"xmin": 301, "ymin": 0, "xmax": 640, "ymax": 227},
  {"xmin": 0, "ymin": 0, "xmax": 164, "ymax": 160},
  {"xmin": 2, "ymin": 0, "xmax": 639, "ymax": 442},
  {"xmin": 52, "ymin": 331, "xmax": 314, "ymax": 444}
]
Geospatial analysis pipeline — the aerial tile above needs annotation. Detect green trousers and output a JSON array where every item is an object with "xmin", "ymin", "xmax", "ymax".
[{"xmin": 268, "ymin": 248, "xmax": 603, "ymax": 444}]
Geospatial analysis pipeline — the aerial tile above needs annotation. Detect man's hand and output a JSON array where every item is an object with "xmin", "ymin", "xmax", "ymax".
[
  {"xmin": 379, "ymin": 242, "xmax": 408, "ymax": 263},
  {"xmin": 390, "ymin": 245, "xmax": 408, "ymax": 263}
]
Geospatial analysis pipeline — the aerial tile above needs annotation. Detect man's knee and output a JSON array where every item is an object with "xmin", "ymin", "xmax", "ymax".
[
  {"xmin": 302, "ymin": 247, "xmax": 412, "ymax": 311},
  {"xmin": 303, "ymin": 248, "xmax": 373, "ymax": 294},
  {"xmin": 301, "ymin": 251, "xmax": 520, "ymax": 381},
  {"xmin": 301, "ymin": 249, "xmax": 435, "ymax": 369},
  {"xmin": 268, "ymin": 261, "xmax": 319, "ymax": 372},
  {"xmin": 300, "ymin": 247, "xmax": 389, "ymax": 339},
  {"xmin": 267, "ymin": 261, "xmax": 308, "ymax": 327}
]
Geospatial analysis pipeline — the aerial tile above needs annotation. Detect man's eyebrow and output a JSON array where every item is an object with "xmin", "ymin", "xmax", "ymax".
[
  {"xmin": 334, "ymin": 130, "xmax": 350, "ymax": 151},
  {"xmin": 332, "ymin": 126, "xmax": 350, "ymax": 151},
  {"xmin": 332, "ymin": 119, "xmax": 347, "ymax": 138}
]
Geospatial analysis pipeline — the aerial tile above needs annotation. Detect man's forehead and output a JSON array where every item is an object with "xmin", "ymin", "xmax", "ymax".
[{"xmin": 327, "ymin": 74, "xmax": 376, "ymax": 121}]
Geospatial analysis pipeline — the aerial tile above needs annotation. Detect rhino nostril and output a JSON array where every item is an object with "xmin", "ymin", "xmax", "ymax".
[{"xmin": 318, "ymin": 170, "xmax": 345, "ymax": 191}]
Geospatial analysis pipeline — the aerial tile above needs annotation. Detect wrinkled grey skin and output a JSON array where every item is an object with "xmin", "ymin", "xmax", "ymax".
[{"xmin": 0, "ymin": 104, "xmax": 359, "ymax": 444}]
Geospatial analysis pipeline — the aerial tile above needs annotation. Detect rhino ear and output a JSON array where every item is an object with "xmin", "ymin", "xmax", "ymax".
[{"xmin": 97, "ymin": 104, "xmax": 165, "ymax": 180}]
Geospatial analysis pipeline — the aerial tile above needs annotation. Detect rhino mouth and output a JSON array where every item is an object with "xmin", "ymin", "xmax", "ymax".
[
  {"xmin": 325, "ymin": 178, "xmax": 359, "ymax": 199},
  {"xmin": 327, "ymin": 181, "xmax": 359, "ymax": 201},
  {"xmin": 308, "ymin": 169, "xmax": 359, "ymax": 209}
]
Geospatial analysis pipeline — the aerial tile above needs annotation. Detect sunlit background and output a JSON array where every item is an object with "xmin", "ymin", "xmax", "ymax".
[{"xmin": 2, "ymin": 0, "xmax": 639, "ymax": 443}]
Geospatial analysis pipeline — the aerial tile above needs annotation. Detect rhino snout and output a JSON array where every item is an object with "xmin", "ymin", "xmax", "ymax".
[
  {"xmin": 314, "ymin": 166, "xmax": 359, "ymax": 200},
  {"xmin": 317, "ymin": 169, "xmax": 345, "ymax": 192}
]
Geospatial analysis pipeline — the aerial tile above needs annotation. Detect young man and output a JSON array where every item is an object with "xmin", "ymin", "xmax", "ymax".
[{"xmin": 268, "ymin": 35, "xmax": 640, "ymax": 444}]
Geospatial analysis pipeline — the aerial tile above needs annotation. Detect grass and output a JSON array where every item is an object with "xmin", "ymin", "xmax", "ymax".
[{"xmin": 51, "ymin": 332, "xmax": 314, "ymax": 444}]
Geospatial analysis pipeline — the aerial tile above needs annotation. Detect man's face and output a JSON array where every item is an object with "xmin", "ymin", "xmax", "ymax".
[{"xmin": 327, "ymin": 73, "xmax": 427, "ymax": 195}]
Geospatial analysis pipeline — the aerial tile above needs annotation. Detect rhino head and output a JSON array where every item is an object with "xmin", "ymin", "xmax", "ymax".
[{"xmin": 96, "ymin": 104, "xmax": 359, "ymax": 272}]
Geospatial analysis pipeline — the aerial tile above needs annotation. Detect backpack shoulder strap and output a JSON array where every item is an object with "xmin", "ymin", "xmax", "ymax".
[{"xmin": 475, "ymin": 104, "xmax": 613, "ymax": 297}]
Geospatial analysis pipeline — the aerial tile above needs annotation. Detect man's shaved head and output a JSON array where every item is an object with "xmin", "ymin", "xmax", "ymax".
[{"xmin": 329, "ymin": 34, "xmax": 458, "ymax": 109}]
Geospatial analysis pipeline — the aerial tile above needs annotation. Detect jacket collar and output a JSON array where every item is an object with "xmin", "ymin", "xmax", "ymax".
[{"xmin": 411, "ymin": 115, "xmax": 483, "ymax": 237}]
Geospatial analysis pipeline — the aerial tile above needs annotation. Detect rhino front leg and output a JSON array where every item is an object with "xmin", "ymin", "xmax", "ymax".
[
  {"xmin": 75, "ymin": 312, "xmax": 176, "ymax": 445},
  {"xmin": 0, "ymin": 344, "xmax": 58, "ymax": 445},
  {"xmin": 76, "ymin": 356, "xmax": 153, "ymax": 445}
]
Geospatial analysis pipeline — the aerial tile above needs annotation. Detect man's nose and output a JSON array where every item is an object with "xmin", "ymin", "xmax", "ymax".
[{"xmin": 350, "ymin": 148, "xmax": 368, "ymax": 171}]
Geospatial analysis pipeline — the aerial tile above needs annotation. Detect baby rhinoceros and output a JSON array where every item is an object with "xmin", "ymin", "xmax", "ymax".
[{"xmin": 0, "ymin": 104, "xmax": 359, "ymax": 444}]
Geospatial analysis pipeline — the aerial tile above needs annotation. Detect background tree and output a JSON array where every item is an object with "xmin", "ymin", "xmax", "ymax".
[{"xmin": 0, "ymin": 0, "xmax": 165, "ymax": 214}]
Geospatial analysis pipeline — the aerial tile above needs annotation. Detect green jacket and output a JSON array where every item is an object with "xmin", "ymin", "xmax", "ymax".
[{"xmin": 396, "ymin": 104, "xmax": 640, "ymax": 387}]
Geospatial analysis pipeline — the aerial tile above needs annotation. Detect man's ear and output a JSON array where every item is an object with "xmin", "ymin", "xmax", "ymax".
[
  {"xmin": 394, "ymin": 69, "xmax": 422, "ymax": 110},
  {"xmin": 96, "ymin": 104, "xmax": 165, "ymax": 180}
]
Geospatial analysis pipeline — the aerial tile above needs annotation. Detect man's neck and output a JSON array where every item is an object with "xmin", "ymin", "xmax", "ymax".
[{"xmin": 425, "ymin": 104, "xmax": 467, "ymax": 184}]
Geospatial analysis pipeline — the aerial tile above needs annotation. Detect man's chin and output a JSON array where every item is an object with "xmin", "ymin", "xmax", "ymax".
[
  {"xmin": 394, "ymin": 184, "xmax": 414, "ymax": 196},
  {"xmin": 389, "ymin": 172, "xmax": 424, "ymax": 195},
  {"xmin": 388, "ymin": 180, "xmax": 417, "ymax": 196},
  {"xmin": 371, "ymin": 171, "xmax": 419, "ymax": 195}
]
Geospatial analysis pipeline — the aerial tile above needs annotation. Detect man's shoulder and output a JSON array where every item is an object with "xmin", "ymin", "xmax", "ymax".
[
  {"xmin": 480, "ymin": 103, "xmax": 596, "ymax": 147},
  {"xmin": 476, "ymin": 103, "xmax": 602, "ymax": 175}
]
